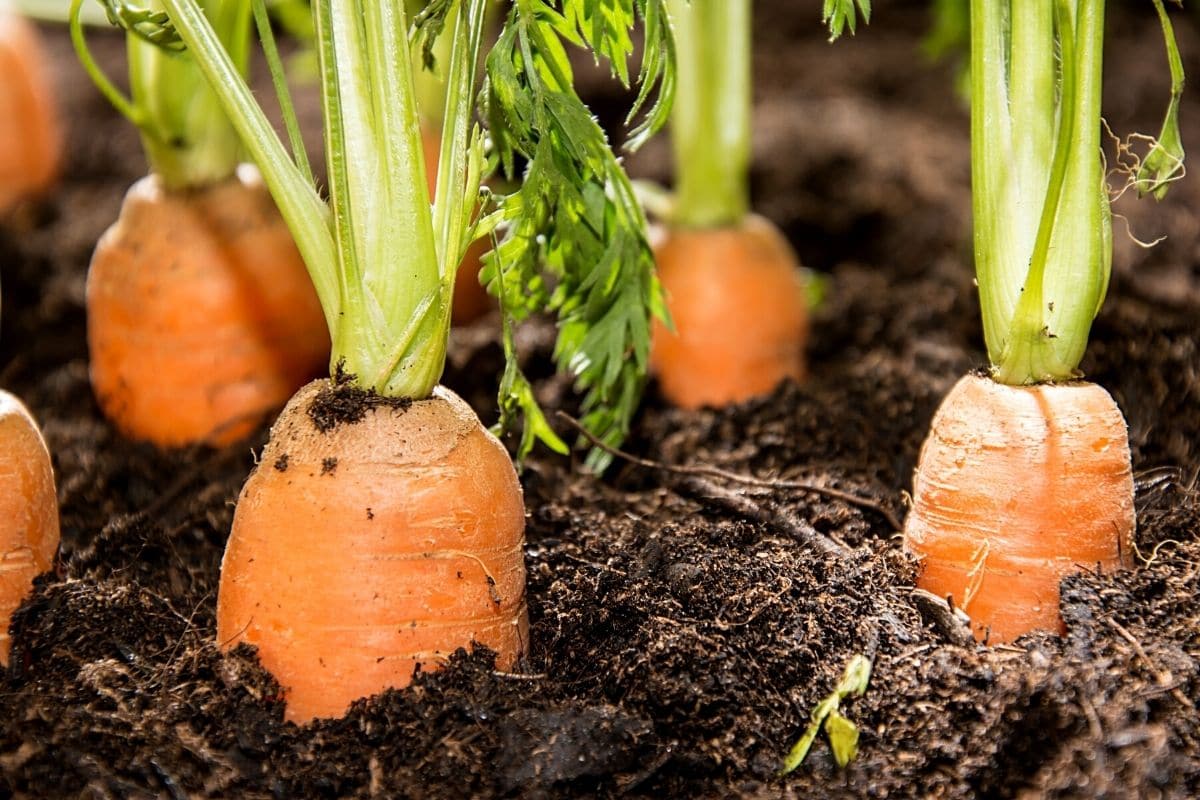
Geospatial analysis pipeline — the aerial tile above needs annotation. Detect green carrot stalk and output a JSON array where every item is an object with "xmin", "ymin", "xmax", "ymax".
[
  {"xmin": 973, "ymin": 0, "xmax": 1184, "ymax": 385},
  {"xmin": 667, "ymin": 0, "xmax": 750, "ymax": 229},
  {"xmin": 71, "ymin": 0, "xmax": 249, "ymax": 191},
  {"xmin": 120, "ymin": 0, "xmax": 673, "ymax": 462}
]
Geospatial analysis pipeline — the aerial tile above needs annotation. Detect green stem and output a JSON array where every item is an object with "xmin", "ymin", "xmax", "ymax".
[
  {"xmin": 970, "ymin": 0, "xmax": 1015, "ymax": 362},
  {"xmin": 314, "ymin": 0, "xmax": 442, "ymax": 398},
  {"xmin": 974, "ymin": 0, "xmax": 1109, "ymax": 385},
  {"xmin": 433, "ymin": 0, "xmax": 487, "ymax": 288},
  {"xmin": 410, "ymin": 0, "xmax": 451, "ymax": 130},
  {"xmin": 667, "ymin": 0, "xmax": 750, "ymax": 229},
  {"xmin": 71, "ymin": 0, "xmax": 146, "ymax": 130},
  {"xmin": 251, "ymin": 0, "xmax": 314, "ymax": 188},
  {"xmin": 128, "ymin": 1, "xmax": 250, "ymax": 190},
  {"xmin": 157, "ymin": 0, "xmax": 339, "ymax": 327},
  {"xmin": 1135, "ymin": 0, "xmax": 1186, "ymax": 199}
]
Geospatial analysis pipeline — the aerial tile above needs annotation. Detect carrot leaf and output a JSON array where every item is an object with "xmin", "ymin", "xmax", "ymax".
[
  {"xmin": 823, "ymin": 0, "xmax": 871, "ymax": 43},
  {"xmin": 1134, "ymin": 0, "xmax": 1186, "ymax": 200},
  {"xmin": 100, "ymin": 0, "xmax": 186, "ymax": 50},
  {"xmin": 483, "ymin": 0, "xmax": 674, "ymax": 469}
]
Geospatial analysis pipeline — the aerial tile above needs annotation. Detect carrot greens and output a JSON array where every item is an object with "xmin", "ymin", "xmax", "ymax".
[
  {"xmin": 1135, "ymin": 0, "xmax": 1186, "ymax": 199},
  {"xmin": 823, "ymin": 0, "xmax": 871, "ymax": 43},
  {"xmin": 973, "ymin": 0, "xmax": 1184, "ymax": 386},
  {"xmin": 107, "ymin": 0, "xmax": 673, "ymax": 465},
  {"xmin": 666, "ymin": 0, "xmax": 749, "ymax": 229},
  {"xmin": 72, "ymin": 0, "xmax": 249, "ymax": 191}
]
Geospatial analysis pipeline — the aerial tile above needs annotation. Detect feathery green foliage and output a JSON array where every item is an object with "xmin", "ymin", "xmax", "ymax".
[
  {"xmin": 482, "ymin": 0, "xmax": 675, "ymax": 468},
  {"xmin": 823, "ymin": 0, "xmax": 871, "ymax": 42}
]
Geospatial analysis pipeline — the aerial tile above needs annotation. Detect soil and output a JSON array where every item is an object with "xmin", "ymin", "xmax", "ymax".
[{"xmin": 2, "ymin": 4, "xmax": 1199, "ymax": 798}]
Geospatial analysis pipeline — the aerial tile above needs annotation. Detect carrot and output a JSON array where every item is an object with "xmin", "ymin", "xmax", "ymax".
[
  {"xmin": 155, "ymin": 0, "xmax": 670, "ymax": 720},
  {"xmin": 0, "ymin": 391, "xmax": 59, "ymax": 664},
  {"xmin": 904, "ymin": 375, "xmax": 1134, "ymax": 643},
  {"xmin": 651, "ymin": 0, "xmax": 811, "ymax": 409},
  {"xmin": 652, "ymin": 216, "xmax": 808, "ymax": 408},
  {"xmin": 86, "ymin": 169, "xmax": 328, "ymax": 447},
  {"xmin": 903, "ymin": 0, "xmax": 1183, "ymax": 642},
  {"xmin": 218, "ymin": 381, "xmax": 527, "ymax": 722},
  {"xmin": 0, "ymin": 10, "xmax": 61, "ymax": 215},
  {"xmin": 72, "ymin": 1, "xmax": 328, "ymax": 447}
]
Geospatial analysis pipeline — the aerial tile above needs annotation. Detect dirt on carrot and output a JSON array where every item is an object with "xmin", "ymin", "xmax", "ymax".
[{"xmin": 86, "ymin": 167, "xmax": 329, "ymax": 448}]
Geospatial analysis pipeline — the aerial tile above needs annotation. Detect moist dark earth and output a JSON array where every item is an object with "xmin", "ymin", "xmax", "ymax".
[{"xmin": 2, "ymin": 3, "xmax": 1199, "ymax": 798}]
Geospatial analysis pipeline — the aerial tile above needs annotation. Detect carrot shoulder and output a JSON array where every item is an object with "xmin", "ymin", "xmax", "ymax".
[
  {"xmin": 651, "ymin": 215, "xmax": 808, "ymax": 409},
  {"xmin": 217, "ymin": 380, "xmax": 528, "ymax": 723},
  {"xmin": 904, "ymin": 374, "xmax": 1134, "ymax": 643},
  {"xmin": 0, "ymin": 391, "xmax": 59, "ymax": 664},
  {"xmin": 0, "ymin": 11, "xmax": 61, "ymax": 215},
  {"xmin": 87, "ymin": 167, "xmax": 329, "ymax": 447}
]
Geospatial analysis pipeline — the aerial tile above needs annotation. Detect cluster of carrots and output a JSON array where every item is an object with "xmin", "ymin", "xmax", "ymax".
[{"xmin": 0, "ymin": 0, "xmax": 1184, "ymax": 733}]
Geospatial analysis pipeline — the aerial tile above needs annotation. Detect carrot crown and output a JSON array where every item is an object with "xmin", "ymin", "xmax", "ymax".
[
  {"xmin": 71, "ymin": 0, "xmax": 248, "ymax": 190},
  {"xmin": 972, "ymin": 0, "xmax": 1184, "ymax": 386},
  {"xmin": 111, "ymin": 0, "xmax": 674, "ymax": 468}
]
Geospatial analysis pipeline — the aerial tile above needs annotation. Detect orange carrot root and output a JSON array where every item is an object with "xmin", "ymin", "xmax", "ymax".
[
  {"xmin": 218, "ymin": 380, "xmax": 528, "ymax": 723},
  {"xmin": 0, "ymin": 11, "xmax": 61, "ymax": 216},
  {"xmin": 904, "ymin": 374, "xmax": 1135, "ymax": 643},
  {"xmin": 420, "ymin": 125, "xmax": 493, "ymax": 325},
  {"xmin": 651, "ymin": 215, "xmax": 808, "ymax": 409},
  {"xmin": 0, "ymin": 391, "xmax": 59, "ymax": 664},
  {"xmin": 87, "ymin": 167, "xmax": 329, "ymax": 447}
]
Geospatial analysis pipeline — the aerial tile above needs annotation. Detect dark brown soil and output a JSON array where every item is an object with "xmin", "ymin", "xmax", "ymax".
[{"xmin": 2, "ymin": 5, "xmax": 1199, "ymax": 798}]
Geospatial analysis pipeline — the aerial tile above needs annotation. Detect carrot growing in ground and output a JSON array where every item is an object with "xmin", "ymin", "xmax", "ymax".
[
  {"xmin": 904, "ymin": 0, "xmax": 1185, "ymax": 643},
  {"xmin": 71, "ymin": 0, "xmax": 327, "ymax": 447},
  {"xmin": 135, "ymin": 0, "xmax": 671, "ymax": 722},
  {"xmin": 0, "ymin": 6, "xmax": 61, "ymax": 216},
  {"xmin": 650, "ymin": 1, "xmax": 866, "ymax": 409},
  {"xmin": 0, "ymin": 390, "xmax": 59, "ymax": 664}
]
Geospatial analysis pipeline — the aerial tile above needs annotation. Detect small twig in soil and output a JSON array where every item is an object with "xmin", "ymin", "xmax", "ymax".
[
  {"xmin": 557, "ymin": 411, "xmax": 903, "ymax": 531},
  {"xmin": 1109, "ymin": 619, "xmax": 1195, "ymax": 709},
  {"xmin": 492, "ymin": 670, "xmax": 547, "ymax": 680},
  {"xmin": 560, "ymin": 552, "xmax": 628, "ymax": 576},
  {"xmin": 678, "ymin": 475, "xmax": 849, "ymax": 558}
]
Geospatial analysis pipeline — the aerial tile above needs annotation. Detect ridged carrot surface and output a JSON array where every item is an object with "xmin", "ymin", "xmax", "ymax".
[
  {"xmin": 0, "ymin": 12, "xmax": 60, "ymax": 215},
  {"xmin": 904, "ymin": 374, "xmax": 1135, "ymax": 643},
  {"xmin": 218, "ymin": 380, "xmax": 528, "ymax": 723},
  {"xmin": 87, "ymin": 168, "xmax": 329, "ymax": 447},
  {"xmin": 651, "ymin": 215, "xmax": 808, "ymax": 409},
  {"xmin": 0, "ymin": 391, "xmax": 59, "ymax": 663}
]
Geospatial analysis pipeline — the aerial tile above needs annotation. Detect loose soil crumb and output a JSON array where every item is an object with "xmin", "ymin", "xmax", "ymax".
[{"xmin": 0, "ymin": 10, "xmax": 1197, "ymax": 800}]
